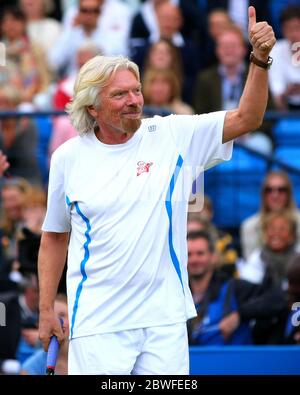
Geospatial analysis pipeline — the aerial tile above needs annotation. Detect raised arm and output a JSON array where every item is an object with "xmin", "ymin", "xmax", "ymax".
[
  {"xmin": 223, "ymin": 6, "xmax": 276, "ymax": 143},
  {"xmin": 38, "ymin": 231, "xmax": 69, "ymax": 350}
]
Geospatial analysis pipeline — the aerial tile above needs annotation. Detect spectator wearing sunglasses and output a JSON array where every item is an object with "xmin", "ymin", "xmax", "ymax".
[
  {"xmin": 240, "ymin": 171, "xmax": 300, "ymax": 260},
  {"xmin": 48, "ymin": 0, "xmax": 102, "ymax": 75},
  {"xmin": 61, "ymin": 0, "xmax": 133, "ymax": 60},
  {"xmin": 48, "ymin": 0, "xmax": 131, "ymax": 76}
]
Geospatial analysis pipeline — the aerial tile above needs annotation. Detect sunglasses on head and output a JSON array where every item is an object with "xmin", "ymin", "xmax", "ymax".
[
  {"xmin": 264, "ymin": 186, "xmax": 289, "ymax": 194},
  {"xmin": 79, "ymin": 7, "xmax": 100, "ymax": 14}
]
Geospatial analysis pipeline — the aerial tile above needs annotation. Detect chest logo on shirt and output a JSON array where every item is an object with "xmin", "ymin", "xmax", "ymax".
[
  {"xmin": 148, "ymin": 125, "xmax": 157, "ymax": 133},
  {"xmin": 137, "ymin": 161, "xmax": 153, "ymax": 176}
]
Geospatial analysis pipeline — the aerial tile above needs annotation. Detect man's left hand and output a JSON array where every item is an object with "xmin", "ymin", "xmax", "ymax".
[{"xmin": 248, "ymin": 6, "xmax": 276, "ymax": 61}]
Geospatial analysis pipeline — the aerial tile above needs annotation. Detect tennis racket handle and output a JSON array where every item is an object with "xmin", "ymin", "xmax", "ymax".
[
  {"xmin": 46, "ymin": 318, "xmax": 63, "ymax": 372},
  {"xmin": 46, "ymin": 335, "xmax": 59, "ymax": 370}
]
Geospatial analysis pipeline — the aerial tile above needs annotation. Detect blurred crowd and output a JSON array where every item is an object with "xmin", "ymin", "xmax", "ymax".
[{"xmin": 0, "ymin": 0, "xmax": 300, "ymax": 375}]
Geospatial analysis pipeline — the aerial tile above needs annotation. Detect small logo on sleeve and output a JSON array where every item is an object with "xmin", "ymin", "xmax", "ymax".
[{"xmin": 137, "ymin": 161, "xmax": 153, "ymax": 176}]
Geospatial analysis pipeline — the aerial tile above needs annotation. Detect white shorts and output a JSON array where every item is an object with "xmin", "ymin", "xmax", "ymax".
[{"xmin": 68, "ymin": 322, "xmax": 189, "ymax": 375}]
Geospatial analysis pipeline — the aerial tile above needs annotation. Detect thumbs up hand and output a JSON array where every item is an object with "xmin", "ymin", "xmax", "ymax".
[{"xmin": 248, "ymin": 6, "xmax": 276, "ymax": 61}]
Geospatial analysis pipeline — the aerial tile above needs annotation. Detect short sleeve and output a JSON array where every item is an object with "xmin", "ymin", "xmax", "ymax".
[
  {"xmin": 168, "ymin": 111, "xmax": 233, "ymax": 169},
  {"xmin": 42, "ymin": 150, "xmax": 71, "ymax": 233}
]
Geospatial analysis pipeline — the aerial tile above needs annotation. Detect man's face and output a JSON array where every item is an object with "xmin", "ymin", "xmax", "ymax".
[
  {"xmin": 93, "ymin": 69, "xmax": 144, "ymax": 135},
  {"xmin": 188, "ymin": 238, "xmax": 214, "ymax": 278},
  {"xmin": 208, "ymin": 11, "xmax": 231, "ymax": 40},
  {"xmin": 79, "ymin": 0, "xmax": 101, "ymax": 29},
  {"xmin": 157, "ymin": 3, "xmax": 182, "ymax": 39},
  {"xmin": 282, "ymin": 18, "xmax": 300, "ymax": 45},
  {"xmin": 216, "ymin": 31, "xmax": 247, "ymax": 68}
]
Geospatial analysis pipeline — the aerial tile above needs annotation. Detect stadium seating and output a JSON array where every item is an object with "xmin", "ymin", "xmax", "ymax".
[
  {"xmin": 273, "ymin": 119, "xmax": 300, "ymax": 147},
  {"xmin": 204, "ymin": 146, "xmax": 267, "ymax": 228}
]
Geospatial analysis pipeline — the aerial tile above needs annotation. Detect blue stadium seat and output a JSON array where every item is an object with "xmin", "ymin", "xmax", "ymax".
[
  {"xmin": 204, "ymin": 147, "xmax": 267, "ymax": 228},
  {"xmin": 274, "ymin": 146, "xmax": 300, "ymax": 207},
  {"xmin": 273, "ymin": 119, "xmax": 300, "ymax": 146}
]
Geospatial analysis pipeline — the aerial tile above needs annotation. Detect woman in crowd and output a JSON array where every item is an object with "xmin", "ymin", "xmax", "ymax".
[
  {"xmin": 142, "ymin": 68, "xmax": 194, "ymax": 115},
  {"xmin": 240, "ymin": 171, "xmax": 300, "ymax": 260}
]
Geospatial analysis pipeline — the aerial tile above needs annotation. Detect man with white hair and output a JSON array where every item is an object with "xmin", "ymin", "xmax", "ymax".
[{"xmin": 38, "ymin": 7, "xmax": 275, "ymax": 374}]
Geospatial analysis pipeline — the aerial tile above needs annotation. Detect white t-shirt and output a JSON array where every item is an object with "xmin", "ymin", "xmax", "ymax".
[
  {"xmin": 27, "ymin": 19, "xmax": 62, "ymax": 54},
  {"xmin": 43, "ymin": 112, "xmax": 232, "ymax": 339},
  {"xmin": 269, "ymin": 39, "xmax": 300, "ymax": 105}
]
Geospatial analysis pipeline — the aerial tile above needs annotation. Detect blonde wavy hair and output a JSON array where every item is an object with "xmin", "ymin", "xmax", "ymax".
[{"xmin": 66, "ymin": 55, "xmax": 140, "ymax": 135}]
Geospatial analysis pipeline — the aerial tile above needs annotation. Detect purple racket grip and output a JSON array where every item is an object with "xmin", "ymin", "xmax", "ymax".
[
  {"xmin": 46, "ymin": 318, "xmax": 63, "ymax": 374},
  {"xmin": 46, "ymin": 336, "xmax": 59, "ymax": 369}
]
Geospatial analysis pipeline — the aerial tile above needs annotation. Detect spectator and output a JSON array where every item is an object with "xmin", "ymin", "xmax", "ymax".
[
  {"xmin": 130, "ymin": 1, "xmax": 200, "ymax": 103},
  {"xmin": 206, "ymin": 0, "xmax": 271, "ymax": 38},
  {"xmin": 193, "ymin": 25, "xmax": 274, "ymax": 154},
  {"xmin": 142, "ymin": 38, "xmax": 183, "ymax": 89},
  {"xmin": 194, "ymin": 26, "xmax": 249, "ymax": 114},
  {"xmin": 48, "ymin": 0, "xmax": 105, "ymax": 75},
  {"xmin": 202, "ymin": 8, "xmax": 233, "ymax": 68},
  {"xmin": 16, "ymin": 273, "xmax": 40, "ymax": 364},
  {"xmin": 19, "ymin": 0, "xmax": 62, "ymax": 54},
  {"xmin": 1, "ymin": 6, "xmax": 51, "ymax": 104},
  {"xmin": 252, "ymin": 252, "xmax": 300, "ymax": 345},
  {"xmin": 187, "ymin": 230, "xmax": 285, "ymax": 345},
  {"xmin": 240, "ymin": 171, "xmax": 300, "ymax": 260},
  {"xmin": 0, "ymin": 85, "xmax": 42, "ymax": 184},
  {"xmin": 269, "ymin": 5, "xmax": 300, "ymax": 110},
  {"xmin": 0, "ymin": 276, "xmax": 21, "ymax": 373},
  {"xmin": 21, "ymin": 293, "xmax": 69, "ymax": 375},
  {"xmin": 142, "ymin": 68, "xmax": 194, "ymax": 115},
  {"xmin": 269, "ymin": 0, "xmax": 300, "ymax": 39},
  {"xmin": 129, "ymin": 0, "xmax": 167, "ymax": 44},
  {"xmin": 0, "ymin": 177, "xmax": 32, "ymax": 273},
  {"xmin": 16, "ymin": 187, "xmax": 47, "ymax": 278},
  {"xmin": 59, "ymin": 0, "xmax": 132, "ymax": 66},
  {"xmin": 189, "ymin": 196, "xmax": 238, "ymax": 276},
  {"xmin": 22, "ymin": 187, "xmax": 47, "ymax": 236},
  {"xmin": 239, "ymin": 211, "xmax": 300, "ymax": 289},
  {"xmin": 208, "ymin": 9, "xmax": 233, "ymax": 43},
  {"xmin": 129, "ymin": 0, "xmax": 202, "ymax": 44},
  {"xmin": 284, "ymin": 254, "xmax": 300, "ymax": 344}
]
